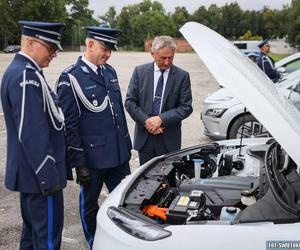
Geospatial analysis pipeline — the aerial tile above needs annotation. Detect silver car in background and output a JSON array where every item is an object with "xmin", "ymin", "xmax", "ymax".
[{"xmin": 202, "ymin": 68, "xmax": 300, "ymax": 140}]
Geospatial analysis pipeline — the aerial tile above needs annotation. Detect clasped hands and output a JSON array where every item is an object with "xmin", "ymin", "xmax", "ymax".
[{"xmin": 144, "ymin": 116, "xmax": 164, "ymax": 135}]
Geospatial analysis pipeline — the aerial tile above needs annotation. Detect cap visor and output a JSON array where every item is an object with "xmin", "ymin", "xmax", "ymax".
[{"xmin": 104, "ymin": 43, "xmax": 117, "ymax": 51}]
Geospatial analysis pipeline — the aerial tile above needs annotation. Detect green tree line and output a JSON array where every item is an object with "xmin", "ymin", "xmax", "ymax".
[
  {"xmin": 0, "ymin": 0, "xmax": 299, "ymax": 51},
  {"xmin": 0, "ymin": 0, "xmax": 98, "ymax": 50}
]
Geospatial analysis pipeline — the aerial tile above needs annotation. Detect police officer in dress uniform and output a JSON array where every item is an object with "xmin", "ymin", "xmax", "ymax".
[
  {"xmin": 0, "ymin": 21, "xmax": 67, "ymax": 250},
  {"xmin": 56, "ymin": 27, "xmax": 132, "ymax": 248},
  {"xmin": 256, "ymin": 39, "xmax": 280, "ymax": 82}
]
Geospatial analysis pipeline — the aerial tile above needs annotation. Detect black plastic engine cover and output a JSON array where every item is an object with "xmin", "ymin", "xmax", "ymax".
[{"xmin": 179, "ymin": 176, "xmax": 257, "ymax": 214}]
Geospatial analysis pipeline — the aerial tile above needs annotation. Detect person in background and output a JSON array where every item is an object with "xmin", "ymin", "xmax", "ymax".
[
  {"xmin": 256, "ymin": 39, "xmax": 280, "ymax": 82},
  {"xmin": 56, "ymin": 26, "xmax": 132, "ymax": 248},
  {"xmin": 0, "ymin": 21, "xmax": 67, "ymax": 250},
  {"xmin": 125, "ymin": 36, "xmax": 193, "ymax": 165}
]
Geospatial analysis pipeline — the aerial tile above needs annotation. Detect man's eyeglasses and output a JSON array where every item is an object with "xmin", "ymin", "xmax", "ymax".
[{"xmin": 33, "ymin": 39, "xmax": 58, "ymax": 54}]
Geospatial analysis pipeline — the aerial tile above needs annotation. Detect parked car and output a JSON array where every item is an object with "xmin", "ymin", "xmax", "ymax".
[
  {"xmin": 202, "ymin": 68, "xmax": 300, "ymax": 140},
  {"xmin": 233, "ymin": 40, "xmax": 260, "ymax": 54},
  {"xmin": 93, "ymin": 22, "xmax": 300, "ymax": 250},
  {"xmin": 3, "ymin": 45, "xmax": 21, "ymax": 53}
]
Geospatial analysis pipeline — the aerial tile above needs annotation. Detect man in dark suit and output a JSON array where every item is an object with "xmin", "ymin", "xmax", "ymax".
[
  {"xmin": 1, "ymin": 21, "xmax": 67, "ymax": 249},
  {"xmin": 125, "ymin": 36, "xmax": 193, "ymax": 165},
  {"xmin": 256, "ymin": 39, "xmax": 280, "ymax": 82},
  {"xmin": 56, "ymin": 26, "xmax": 132, "ymax": 248}
]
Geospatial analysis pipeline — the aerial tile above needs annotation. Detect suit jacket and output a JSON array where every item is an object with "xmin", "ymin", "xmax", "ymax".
[
  {"xmin": 125, "ymin": 62, "xmax": 193, "ymax": 152},
  {"xmin": 1, "ymin": 53, "xmax": 67, "ymax": 193}
]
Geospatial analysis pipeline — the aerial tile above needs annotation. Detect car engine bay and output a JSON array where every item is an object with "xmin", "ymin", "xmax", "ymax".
[{"xmin": 121, "ymin": 139, "xmax": 300, "ymax": 226}]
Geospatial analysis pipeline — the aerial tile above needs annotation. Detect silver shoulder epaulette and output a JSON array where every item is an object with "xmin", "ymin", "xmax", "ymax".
[{"xmin": 63, "ymin": 64, "xmax": 76, "ymax": 73}]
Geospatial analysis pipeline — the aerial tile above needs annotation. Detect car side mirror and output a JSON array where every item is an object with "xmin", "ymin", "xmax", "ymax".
[{"xmin": 277, "ymin": 67, "xmax": 286, "ymax": 74}]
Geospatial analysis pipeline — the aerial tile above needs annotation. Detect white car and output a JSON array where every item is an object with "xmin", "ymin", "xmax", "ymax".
[
  {"xmin": 275, "ymin": 52, "xmax": 300, "ymax": 75},
  {"xmin": 202, "ymin": 68, "xmax": 300, "ymax": 140},
  {"xmin": 93, "ymin": 22, "xmax": 300, "ymax": 250}
]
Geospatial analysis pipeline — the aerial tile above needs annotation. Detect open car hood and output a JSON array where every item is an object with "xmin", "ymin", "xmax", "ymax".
[{"xmin": 180, "ymin": 22, "xmax": 300, "ymax": 166}]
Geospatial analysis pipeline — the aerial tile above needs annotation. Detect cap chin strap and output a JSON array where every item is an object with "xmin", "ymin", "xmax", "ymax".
[
  {"xmin": 23, "ymin": 25, "xmax": 61, "ymax": 36},
  {"xmin": 35, "ymin": 35, "xmax": 60, "ymax": 46},
  {"xmin": 93, "ymin": 35, "xmax": 117, "ymax": 44},
  {"xmin": 67, "ymin": 73, "xmax": 112, "ymax": 114}
]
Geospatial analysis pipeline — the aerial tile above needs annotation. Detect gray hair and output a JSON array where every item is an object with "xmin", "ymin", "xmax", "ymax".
[{"xmin": 151, "ymin": 36, "xmax": 177, "ymax": 53}]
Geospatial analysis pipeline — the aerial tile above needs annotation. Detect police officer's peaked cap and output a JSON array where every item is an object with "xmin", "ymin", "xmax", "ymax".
[
  {"xmin": 85, "ymin": 26, "xmax": 121, "ymax": 51},
  {"xmin": 257, "ymin": 39, "xmax": 269, "ymax": 48},
  {"xmin": 18, "ymin": 20, "xmax": 65, "ymax": 51}
]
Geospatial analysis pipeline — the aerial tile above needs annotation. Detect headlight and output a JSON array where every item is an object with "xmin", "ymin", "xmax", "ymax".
[
  {"xmin": 107, "ymin": 206, "xmax": 172, "ymax": 241},
  {"xmin": 205, "ymin": 108, "xmax": 227, "ymax": 118}
]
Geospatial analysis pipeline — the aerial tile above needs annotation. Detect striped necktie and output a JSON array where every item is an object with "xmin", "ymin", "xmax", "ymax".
[{"xmin": 152, "ymin": 69, "xmax": 165, "ymax": 115}]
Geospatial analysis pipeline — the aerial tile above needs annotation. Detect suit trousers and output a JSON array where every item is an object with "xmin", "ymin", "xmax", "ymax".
[
  {"xmin": 138, "ymin": 134, "xmax": 169, "ymax": 165},
  {"xmin": 79, "ymin": 162, "xmax": 131, "ymax": 248},
  {"xmin": 19, "ymin": 191, "xmax": 64, "ymax": 250}
]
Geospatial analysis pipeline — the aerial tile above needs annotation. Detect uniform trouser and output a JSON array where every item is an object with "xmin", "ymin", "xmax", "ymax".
[
  {"xmin": 138, "ymin": 134, "xmax": 169, "ymax": 165},
  {"xmin": 79, "ymin": 162, "xmax": 131, "ymax": 248},
  {"xmin": 19, "ymin": 191, "xmax": 64, "ymax": 250}
]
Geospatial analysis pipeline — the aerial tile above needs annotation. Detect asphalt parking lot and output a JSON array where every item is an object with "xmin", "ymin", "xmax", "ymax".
[{"xmin": 0, "ymin": 51, "xmax": 219, "ymax": 249}]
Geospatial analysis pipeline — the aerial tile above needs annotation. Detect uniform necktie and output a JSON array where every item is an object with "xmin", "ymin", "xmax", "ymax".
[
  {"xmin": 97, "ymin": 66, "xmax": 104, "ymax": 76},
  {"xmin": 152, "ymin": 69, "xmax": 165, "ymax": 115}
]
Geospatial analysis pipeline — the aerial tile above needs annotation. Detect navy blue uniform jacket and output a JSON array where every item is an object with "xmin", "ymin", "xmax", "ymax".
[
  {"xmin": 56, "ymin": 57, "xmax": 132, "ymax": 170},
  {"xmin": 257, "ymin": 52, "xmax": 280, "ymax": 82},
  {"xmin": 1, "ymin": 53, "xmax": 67, "ymax": 193}
]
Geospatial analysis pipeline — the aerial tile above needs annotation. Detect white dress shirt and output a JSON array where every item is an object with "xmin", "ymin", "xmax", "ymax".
[{"xmin": 81, "ymin": 55, "xmax": 100, "ymax": 75}]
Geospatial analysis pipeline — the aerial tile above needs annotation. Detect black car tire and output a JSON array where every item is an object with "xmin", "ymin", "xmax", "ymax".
[{"xmin": 228, "ymin": 114, "xmax": 271, "ymax": 139}]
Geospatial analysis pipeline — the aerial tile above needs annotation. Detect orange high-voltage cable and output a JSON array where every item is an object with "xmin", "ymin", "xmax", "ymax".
[{"xmin": 143, "ymin": 205, "xmax": 168, "ymax": 221}]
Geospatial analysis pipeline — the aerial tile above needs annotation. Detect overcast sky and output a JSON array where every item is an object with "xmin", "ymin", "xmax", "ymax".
[{"xmin": 89, "ymin": 0, "xmax": 292, "ymax": 17}]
